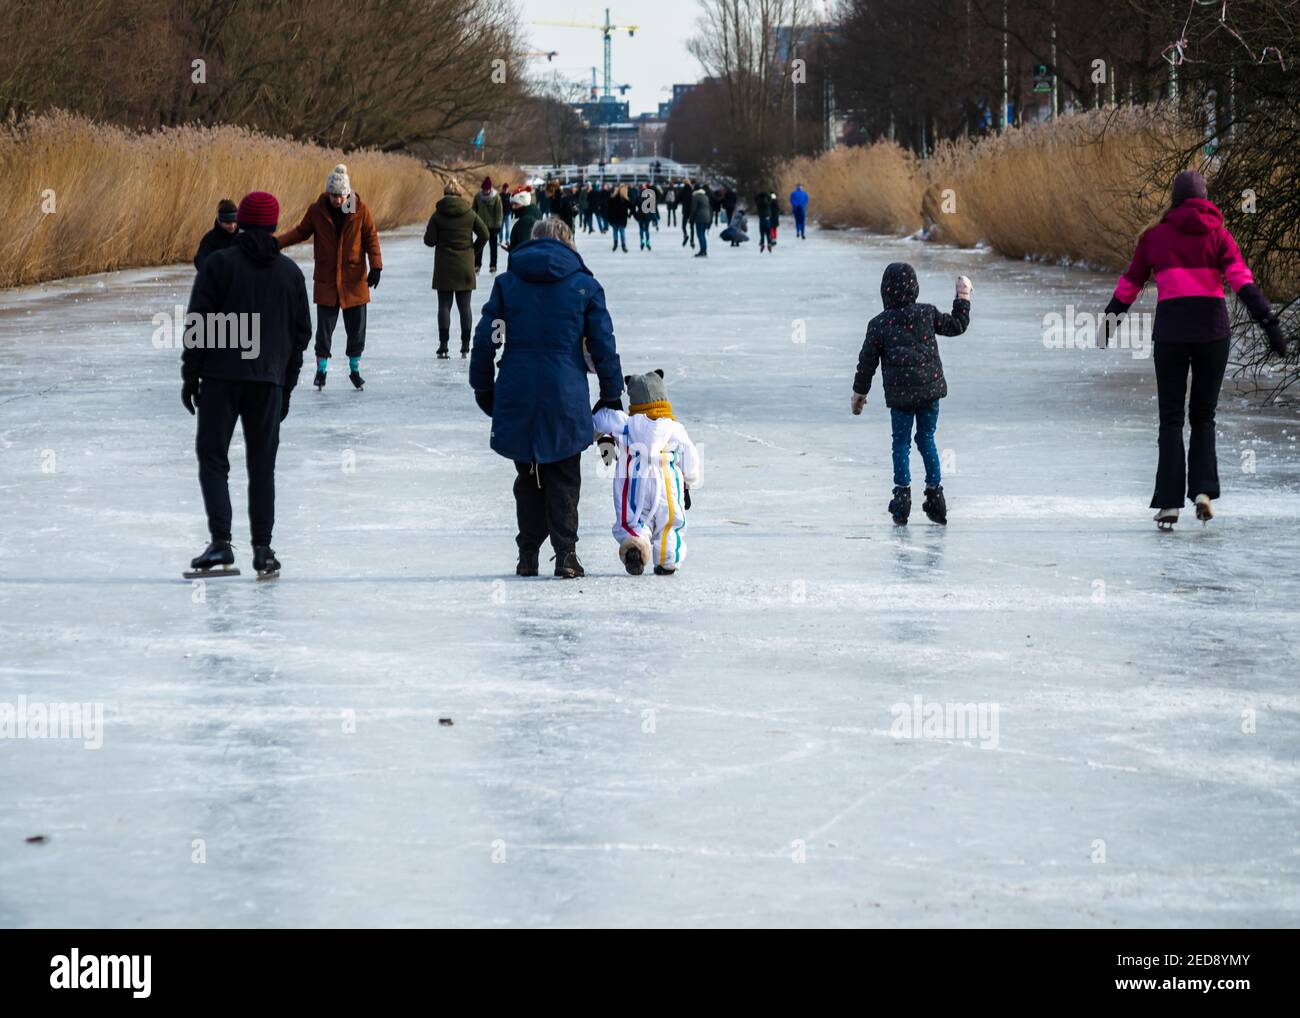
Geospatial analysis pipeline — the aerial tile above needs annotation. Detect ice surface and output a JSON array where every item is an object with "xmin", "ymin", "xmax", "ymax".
[{"xmin": 1, "ymin": 225, "xmax": 1298, "ymax": 928}]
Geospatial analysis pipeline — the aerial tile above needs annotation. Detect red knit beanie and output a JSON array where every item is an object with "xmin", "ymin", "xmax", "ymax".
[
  {"xmin": 481, "ymin": 175, "xmax": 493, "ymax": 191},
  {"xmin": 237, "ymin": 191, "xmax": 280, "ymax": 228}
]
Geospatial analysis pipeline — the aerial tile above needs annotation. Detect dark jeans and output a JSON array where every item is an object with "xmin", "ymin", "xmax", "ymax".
[
  {"xmin": 514, "ymin": 454, "xmax": 581, "ymax": 555},
  {"xmin": 758, "ymin": 216, "xmax": 771, "ymax": 248},
  {"xmin": 315, "ymin": 303, "xmax": 366, "ymax": 359},
  {"xmin": 611, "ymin": 225, "xmax": 627, "ymax": 250},
  {"xmin": 437, "ymin": 290, "xmax": 473, "ymax": 349},
  {"xmin": 666, "ymin": 206, "xmax": 677, "ymax": 225},
  {"xmin": 1152, "ymin": 337, "xmax": 1230, "ymax": 508},
  {"xmin": 890, "ymin": 399, "xmax": 941, "ymax": 488},
  {"xmin": 682, "ymin": 217, "xmax": 693, "ymax": 245},
  {"xmin": 638, "ymin": 221, "xmax": 652, "ymax": 246},
  {"xmin": 196, "ymin": 378, "xmax": 281, "ymax": 545},
  {"xmin": 474, "ymin": 232, "xmax": 499, "ymax": 271},
  {"xmin": 695, "ymin": 223, "xmax": 708, "ymax": 254}
]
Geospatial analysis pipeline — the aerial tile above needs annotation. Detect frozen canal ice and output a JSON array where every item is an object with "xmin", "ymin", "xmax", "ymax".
[{"xmin": 1, "ymin": 223, "xmax": 1298, "ymax": 927}]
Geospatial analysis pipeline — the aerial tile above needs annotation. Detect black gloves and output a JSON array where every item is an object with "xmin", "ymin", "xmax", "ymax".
[
  {"xmin": 592, "ymin": 396, "xmax": 623, "ymax": 414},
  {"xmin": 474, "ymin": 389, "xmax": 494, "ymax": 417},
  {"xmin": 182, "ymin": 378, "xmax": 200, "ymax": 415},
  {"xmin": 280, "ymin": 389, "xmax": 292, "ymax": 422},
  {"xmin": 1263, "ymin": 316, "xmax": 1289, "ymax": 357},
  {"xmin": 684, "ymin": 487, "xmax": 692, "ymax": 511},
  {"xmin": 367, "ymin": 267, "xmax": 382, "ymax": 289}
]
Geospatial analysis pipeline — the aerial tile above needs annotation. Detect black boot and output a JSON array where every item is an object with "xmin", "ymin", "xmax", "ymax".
[
  {"xmin": 653, "ymin": 564, "xmax": 676, "ymax": 575},
  {"xmin": 460, "ymin": 340, "xmax": 470, "ymax": 359},
  {"xmin": 252, "ymin": 544, "xmax": 281, "ymax": 579},
  {"xmin": 313, "ymin": 368, "xmax": 326, "ymax": 389},
  {"xmin": 922, "ymin": 486, "xmax": 947, "ymax": 525},
  {"xmin": 888, "ymin": 485, "xmax": 911, "ymax": 525},
  {"xmin": 436, "ymin": 338, "xmax": 450, "ymax": 360},
  {"xmin": 349, "ymin": 370, "xmax": 365, "ymax": 390},
  {"xmin": 188, "ymin": 539, "xmax": 238, "ymax": 576},
  {"xmin": 624, "ymin": 546, "xmax": 645, "ymax": 575},
  {"xmin": 554, "ymin": 549, "xmax": 585, "ymax": 579},
  {"xmin": 516, "ymin": 548, "xmax": 539, "ymax": 577}
]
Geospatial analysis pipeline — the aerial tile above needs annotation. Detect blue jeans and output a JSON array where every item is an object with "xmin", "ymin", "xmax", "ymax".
[
  {"xmin": 793, "ymin": 207, "xmax": 806, "ymax": 237},
  {"xmin": 611, "ymin": 225, "xmax": 626, "ymax": 249},
  {"xmin": 696, "ymin": 223, "xmax": 708, "ymax": 254},
  {"xmin": 638, "ymin": 221, "xmax": 651, "ymax": 246},
  {"xmin": 890, "ymin": 399, "xmax": 941, "ymax": 488}
]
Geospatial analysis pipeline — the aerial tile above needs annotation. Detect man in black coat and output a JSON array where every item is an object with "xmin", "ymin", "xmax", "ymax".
[
  {"xmin": 182, "ymin": 191, "xmax": 312, "ymax": 577},
  {"xmin": 677, "ymin": 180, "xmax": 695, "ymax": 248},
  {"xmin": 193, "ymin": 198, "xmax": 239, "ymax": 271}
]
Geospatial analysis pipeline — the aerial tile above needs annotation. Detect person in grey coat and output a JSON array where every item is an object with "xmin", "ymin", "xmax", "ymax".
[{"xmin": 690, "ymin": 185, "xmax": 712, "ymax": 258}]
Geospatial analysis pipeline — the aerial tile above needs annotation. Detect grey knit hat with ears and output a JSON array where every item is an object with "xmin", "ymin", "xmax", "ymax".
[{"xmin": 625, "ymin": 369, "xmax": 667, "ymax": 408}]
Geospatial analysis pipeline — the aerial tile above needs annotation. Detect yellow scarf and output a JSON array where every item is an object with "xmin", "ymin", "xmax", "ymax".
[{"xmin": 629, "ymin": 400, "xmax": 674, "ymax": 420}]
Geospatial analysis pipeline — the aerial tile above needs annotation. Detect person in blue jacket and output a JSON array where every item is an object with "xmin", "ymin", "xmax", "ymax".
[
  {"xmin": 469, "ymin": 217, "xmax": 624, "ymax": 579},
  {"xmin": 789, "ymin": 183, "xmax": 810, "ymax": 239}
]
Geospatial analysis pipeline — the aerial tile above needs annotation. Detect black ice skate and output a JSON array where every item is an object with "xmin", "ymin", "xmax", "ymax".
[
  {"xmin": 252, "ymin": 544, "xmax": 281, "ymax": 581},
  {"xmin": 349, "ymin": 370, "xmax": 365, "ymax": 390},
  {"xmin": 653, "ymin": 564, "xmax": 676, "ymax": 576},
  {"xmin": 516, "ymin": 548, "xmax": 539, "ymax": 577},
  {"xmin": 313, "ymin": 368, "xmax": 326, "ymax": 390},
  {"xmin": 554, "ymin": 550, "xmax": 585, "ymax": 579},
  {"xmin": 922, "ymin": 486, "xmax": 947, "ymax": 525},
  {"xmin": 184, "ymin": 540, "xmax": 240, "ymax": 579},
  {"xmin": 436, "ymin": 341, "xmax": 450, "ymax": 360},
  {"xmin": 460, "ymin": 340, "xmax": 470, "ymax": 359},
  {"xmin": 888, "ymin": 485, "xmax": 911, "ymax": 526}
]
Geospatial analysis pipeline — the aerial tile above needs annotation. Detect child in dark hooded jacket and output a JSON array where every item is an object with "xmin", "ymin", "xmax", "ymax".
[{"xmin": 851, "ymin": 262, "xmax": 972, "ymax": 525}]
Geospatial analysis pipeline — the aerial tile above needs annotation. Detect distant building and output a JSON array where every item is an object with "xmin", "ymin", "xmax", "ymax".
[{"xmin": 575, "ymin": 99, "xmax": 630, "ymax": 127}]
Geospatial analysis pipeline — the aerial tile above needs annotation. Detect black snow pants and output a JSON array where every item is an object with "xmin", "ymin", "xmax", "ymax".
[
  {"xmin": 196, "ymin": 378, "xmax": 282, "ymax": 546},
  {"xmin": 1152, "ymin": 337, "xmax": 1230, "ymax": 509},
  {"xmin": 314, "ymin": 304, "xmax": 366, "ymax": 360},
  {"xmin": 513, "ymin": 454, "xmax": 582, "ymax": 556},
  {"xmin": 474, "ymin": 232, "xmax": 499, "ymax": 272}
]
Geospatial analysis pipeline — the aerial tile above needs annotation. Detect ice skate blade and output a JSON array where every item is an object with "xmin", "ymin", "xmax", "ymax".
[
  {"xmin": 183, "ymin": 567, "xmax": 241, "ymax": 579},
  {"xmin": 255, "ymin": 570, "xmax": 280, "ymax": 582}
]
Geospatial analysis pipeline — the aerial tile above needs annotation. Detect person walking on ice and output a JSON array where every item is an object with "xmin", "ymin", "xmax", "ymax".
[
  {"xmin": 851, "ymin": 265, "xmax": 973, "ymax": 526},
  {"xmin": 182, "ymin": 191, "xmax": 312, "ymax": 580},
  {"xmin": 275, "ymin": 164, "xmax": 382, "ymax": 391},
  {"xmin": 1101, "ymin": 169, "xmax": 1290, "ymax": 530},
  {"xmin": 594, "ymin": 370, "xmax": 701, "ymax": 576},
  {"xmin": 789, "ymin": 183, "xmax": 809, "ymax": 239}
]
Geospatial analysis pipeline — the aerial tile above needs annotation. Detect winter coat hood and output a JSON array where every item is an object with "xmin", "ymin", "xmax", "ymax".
[
  {"xmin": 436, "ymin": 194, "xmax": 473, "ymax": 218},
  {"xmin": 881, "ymin": 262, "xmax": 920, "ymax": 309},
  {"xmin": 237, "ymin": 228, "xmax": 282, "ymax": 266},
  {"xmin": 1163, "ymin": 198, "xmax": 1223, "ymax": 235},
  {"xmin": 508, "ymin": 238, "xmax": 590, "ymax": 284}
]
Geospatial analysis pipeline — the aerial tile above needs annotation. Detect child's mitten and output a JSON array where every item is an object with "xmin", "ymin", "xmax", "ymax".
[
  {"xmin": 956, "ymin": 275, "xmax": 973, "ymax": 300},
  {"xmin": 596, "ymin": 434, "xmax": 618, "ymax": 467}
]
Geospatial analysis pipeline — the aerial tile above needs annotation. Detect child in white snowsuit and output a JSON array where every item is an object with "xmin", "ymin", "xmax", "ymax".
[{"xmin": 593, "ymin": 370, "xmax": 701, "ymax": 575}]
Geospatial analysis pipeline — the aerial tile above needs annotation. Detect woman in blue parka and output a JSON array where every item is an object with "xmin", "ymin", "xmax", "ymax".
[{"xmin": 469, "ymin": 217, "xmax": 624, "ymax": 579}]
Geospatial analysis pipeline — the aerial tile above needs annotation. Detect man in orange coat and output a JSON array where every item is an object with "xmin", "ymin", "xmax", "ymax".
[{"xmin": 276, "ymin": 163, "xmax": 382, "ymax": 391}]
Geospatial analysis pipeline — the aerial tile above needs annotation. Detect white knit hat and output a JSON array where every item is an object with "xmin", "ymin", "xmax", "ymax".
[
  {"xmin": 326, "ymin": 163, "xmax": 352, "ymax": 197},
  {"xmin": 509, "ymin": 189, "xmax": 532, "ymax": 208}
]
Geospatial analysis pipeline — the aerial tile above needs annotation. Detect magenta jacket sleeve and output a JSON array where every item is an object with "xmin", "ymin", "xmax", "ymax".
[
  {"xmin": 1111, "ymin": 231, "xmax": 1151, "ymax": 310},
  {"xmin": 1219, "ymin": 227, "xmax": 1272, "ymax": 322}
]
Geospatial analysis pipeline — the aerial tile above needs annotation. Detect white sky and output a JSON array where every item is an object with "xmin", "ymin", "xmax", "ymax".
[{"xmin": 517, "ymin": 1, "xmax": 705, "ymax": 117}]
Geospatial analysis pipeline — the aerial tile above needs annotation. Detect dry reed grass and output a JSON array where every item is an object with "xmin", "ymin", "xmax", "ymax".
[
  {"xmin": 781, "ymin": 107, "xmax": 1191, "ymax": 273},
  {"xmin": 0, "ymin": 111, "xmax": 514, "ymax": 288}
]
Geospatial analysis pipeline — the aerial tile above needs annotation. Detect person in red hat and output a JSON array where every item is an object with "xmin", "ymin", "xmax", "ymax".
[{"xmin": 182, "ymin": 191, "xmax": 312, "ymax": 580}]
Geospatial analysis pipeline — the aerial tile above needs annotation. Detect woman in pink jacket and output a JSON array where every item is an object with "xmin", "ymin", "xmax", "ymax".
[{"xmin": 1103, "ymin": 170, "xmax": 1288, "ymax": 529}]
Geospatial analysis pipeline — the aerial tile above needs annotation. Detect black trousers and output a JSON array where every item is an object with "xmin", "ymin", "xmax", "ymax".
[
  {"xmin": 666, "ymin": 205, "xmax": 677, "ymax": 225},
  {"xmin": 1152, "ymin": 337, "xmax": 1230, "ymax": 508},
  {"xmin": 437, "ymin": 290, "xmax": 473, "ymax": 349},
  {"xmin": 196, "ymin": 378, "xmax": 281, "ymax": 545},
  {"xmin": 474, "ymin": 232, "xmax": 499, "ymax": 271},
  {"xmin": 315, "ymin": 304, "xmax": 366, "ymax": 360},
  {"xmin": 513, "ymin": 454, "xmax": 581, "ymax": 555}
]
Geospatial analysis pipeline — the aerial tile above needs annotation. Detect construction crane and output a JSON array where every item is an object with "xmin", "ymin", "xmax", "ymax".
[
  {"xmin": 586, "ymin": 67, "xmax": 630, "ymax": 101},
  {"xmin": 521, "ymin": 50, "xmax": 560, "ymax": 62},
  {"xmin": 533, "ymin": 9, "xmax": 638, "ymax": 102}
]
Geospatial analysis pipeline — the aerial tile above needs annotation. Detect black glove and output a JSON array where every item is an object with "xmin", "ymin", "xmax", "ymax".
[
  {"xmin": 592, "ymin": 396, "xmax": 623, "ymax": 414},
  {"xmin": 474, "ymin": 388, "xmax": 494, "ymax": 417},
  {"xmin": 280, "ymin": 388, "xmax": 292, "ymax": 422},
  {"xmin": 684, "ymin": 487, "xmax": 692, "ymax": 511},
  {"xmin": 182, "ymin": 378, "xmax": 200, "ymax": 415},
  {"xmin": 367, "ymin": 267, "xmax": 381, "ymax": 289},
  {"xmin": 1263, "ymin": 316, "xmax": 1288, "ymax": 357}
]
